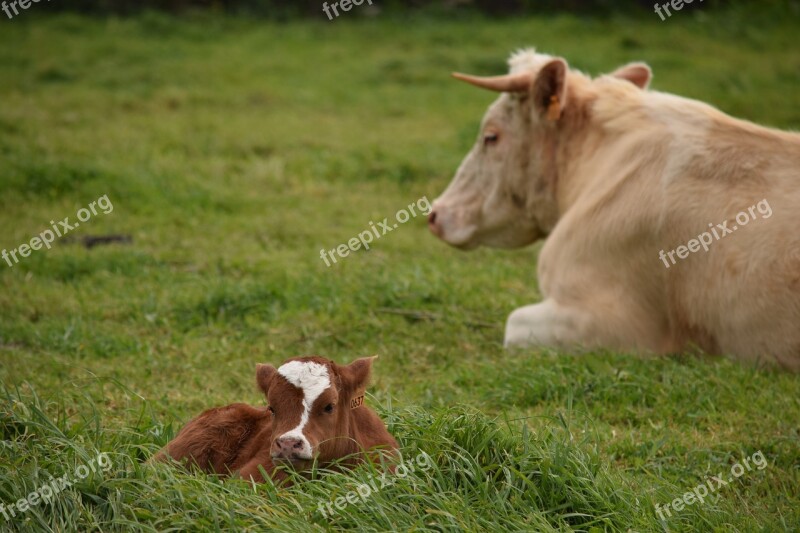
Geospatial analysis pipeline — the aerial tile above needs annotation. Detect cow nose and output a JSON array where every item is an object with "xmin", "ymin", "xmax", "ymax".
[
  {"xmin": 428, "ymin": 210, "xmax": 441, "ymax": 236},
  {"xmin": 277, "ymin": 437, "xmax": 303, "ymax": 451},
  {"xmin": 275, "ymin": 437, "xmax": 307, "ymax": 458}
]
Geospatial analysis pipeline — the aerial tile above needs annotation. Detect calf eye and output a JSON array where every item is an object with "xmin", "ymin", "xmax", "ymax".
[
  {"xmin": 483, "ymin": 132, "xmax": 499, "ymax": 146},
  {"xmin": 324, "ymin": 404, "xmax": 334, "ymax": 414}
]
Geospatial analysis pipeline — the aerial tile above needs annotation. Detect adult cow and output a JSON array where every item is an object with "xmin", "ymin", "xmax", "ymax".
[
  {"xmin": 153, "ymin": 356, "xmax": 398, "ymax": 482},
  {"xmin": 428, "ymin": 49, "xmax": 800, "ymax": 370}
]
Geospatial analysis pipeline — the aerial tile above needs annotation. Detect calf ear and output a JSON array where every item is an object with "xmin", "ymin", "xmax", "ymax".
[
  {"xmin": 532, "ymin": 58, "xmax": 568, "ymax": 122},
  {"xmin": 610, "ymin": 62, "xmax": 652, "ymax": 89},
  {"xmin": 256, "ymin": 364, "xmax": 276, "ymax": 395},
  {"xmin": 340, "ymin": 356, "xmax": 378, "ymax": 392}
]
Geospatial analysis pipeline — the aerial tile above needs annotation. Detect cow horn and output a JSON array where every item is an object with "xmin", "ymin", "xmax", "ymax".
[{"xmin": 451, "ymin": 71, "xmax": 532, "ymax": 93}]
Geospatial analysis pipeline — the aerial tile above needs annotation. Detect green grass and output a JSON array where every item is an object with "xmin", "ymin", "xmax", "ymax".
[{"xmin": 1, "ymin": 6, "xmax": 800, "ymax": 532}]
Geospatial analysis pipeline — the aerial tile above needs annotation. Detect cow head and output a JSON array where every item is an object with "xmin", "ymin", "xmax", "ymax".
[
  {"xmin": 256, "ymin": 355, "xmax": 376, "ymax": 468},
  {"xmin": 428, "ymin": 49, "xmax": 651, "ymax": 249}
]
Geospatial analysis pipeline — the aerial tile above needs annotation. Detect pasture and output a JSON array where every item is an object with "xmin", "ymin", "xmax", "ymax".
[{"xmin": 1, "ymin": 6, "xmax": 799, "ymax": 531}]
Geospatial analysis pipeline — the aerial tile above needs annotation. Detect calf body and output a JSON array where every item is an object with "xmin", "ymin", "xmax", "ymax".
[
  {"xmin": 154, "ymin": 356, "xmax": 398, "ymax": 482},
  {"xmin": 155, "ymin": 403, "xmax": 275, "ymax": 481},
  {"xmin": 429, "ymin": 49, "xmax": 800, "ymax": 369}
]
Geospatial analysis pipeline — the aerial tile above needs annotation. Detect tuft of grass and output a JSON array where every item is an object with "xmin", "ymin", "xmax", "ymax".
[{"xmin": 1, "ymin": 382, "xmax": 779, "ymax": 532}]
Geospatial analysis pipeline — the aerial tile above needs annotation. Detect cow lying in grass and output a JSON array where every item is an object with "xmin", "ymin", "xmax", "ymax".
[
  {"xmin": 153, "ymin": 356, "xmax": 398, "ymax": 482},
  {"xmin": 428, "ymin": 48, "xmax": 800, "ymax": 370}
]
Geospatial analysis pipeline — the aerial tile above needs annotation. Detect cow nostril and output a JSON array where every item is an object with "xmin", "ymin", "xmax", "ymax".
[{"xmin": 428, "ymin": 211, "xmax": 437, "ymax": 225}]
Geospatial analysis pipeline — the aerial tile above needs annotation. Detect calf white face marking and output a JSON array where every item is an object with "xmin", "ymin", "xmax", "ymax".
[{"xmin": 276, "ymin": 360, "xmax": 331, "ymax": 458}]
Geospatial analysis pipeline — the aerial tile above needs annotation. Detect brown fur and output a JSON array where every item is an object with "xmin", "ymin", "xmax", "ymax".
[{"xmin": 152, "ymin": 356, "xmax": 398, "ymax": 483}]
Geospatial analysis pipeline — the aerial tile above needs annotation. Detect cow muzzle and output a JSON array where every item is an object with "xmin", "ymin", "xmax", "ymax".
[
  {"xmin": 428, "ymin": 201, "xmax": 479, "ymax": 249},
  {"xmin": 272, "ymin": 435, "xmax": 313, "ymax": 463}
]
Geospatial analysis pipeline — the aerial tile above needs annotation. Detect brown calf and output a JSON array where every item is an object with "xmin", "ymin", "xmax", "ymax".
[{"xmin": 153, "ymin": 355, "xmax": 398, "ymax": 483}]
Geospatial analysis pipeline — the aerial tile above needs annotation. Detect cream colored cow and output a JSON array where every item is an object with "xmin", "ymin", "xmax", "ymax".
[{"xmin": 428, "ymin": 49, "xmax": 800, "ymax": 370}]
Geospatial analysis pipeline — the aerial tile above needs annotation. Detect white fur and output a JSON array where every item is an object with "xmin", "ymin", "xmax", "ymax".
[
  {"xmin": 509, "ymin": 48, "xmax": 552, "ymax": 74},
  {"xmin": 277, "ymin": 361, "xmax": 331, "ymax": 455}
]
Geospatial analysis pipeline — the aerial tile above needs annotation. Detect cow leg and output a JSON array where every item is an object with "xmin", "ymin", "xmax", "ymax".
[
  {"xmin": 504, "ymin": 298, "xmax": 664, "ymax": 351},
  {"xmin": 236, "ymin": 453, "xmax": 282, "ymax": 484}
]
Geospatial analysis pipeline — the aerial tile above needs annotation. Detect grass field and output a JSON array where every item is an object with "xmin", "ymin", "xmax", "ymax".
[{"xmin": 1, "ymin": 5, "xmax": 800, "ymax": 532}]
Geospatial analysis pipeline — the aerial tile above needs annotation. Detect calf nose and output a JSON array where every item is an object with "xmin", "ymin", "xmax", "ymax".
[{"xmin": 275, "ymin": 437, "xmax": 306, "ymax": 457}]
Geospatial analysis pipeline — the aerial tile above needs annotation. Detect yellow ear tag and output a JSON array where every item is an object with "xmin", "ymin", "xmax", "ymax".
[
  {"xmin": 350, "ymin": 394, "xmax": 364, "ymax": 409},
  {"xmin": 546, "ymin": 95, "xmax": 561, "ymax": 121}
]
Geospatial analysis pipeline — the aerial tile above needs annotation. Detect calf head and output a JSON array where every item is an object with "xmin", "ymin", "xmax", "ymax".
[
  {"xmin": 428, "ymin": 49, "xmax": 651, "ymax": 249},
  {"xmin": 256, "ymin": 355, "xmax": 376, "ymax": 468}
]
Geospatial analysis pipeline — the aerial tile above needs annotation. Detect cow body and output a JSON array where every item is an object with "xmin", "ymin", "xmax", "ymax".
[
  {"xmin": 155, "ymin": 403, "xmax": 274, "ymax": 481},
  {"xmin": 153, "ymin": 356, "xmax": 398, "ymax": 482},
  {"xmin": 429, "ymin": 50, "xmax": 800, "ymax": 370}
]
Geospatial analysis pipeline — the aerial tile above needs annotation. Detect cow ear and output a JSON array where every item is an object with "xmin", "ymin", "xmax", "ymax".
[
  {"xmin": 532, "ymin": 58, "xmax": 568, "ymax": 122},
  {"xmin": 340, "ymin": 356, "xmax": 377, "ymax": 392},
  {"xmin": 256, "ymin": 364, "xmax": 276, "ymax": 395},
  {"xmin": 610, "ymin": 62, "xmax": 652, "ymax": 89}
]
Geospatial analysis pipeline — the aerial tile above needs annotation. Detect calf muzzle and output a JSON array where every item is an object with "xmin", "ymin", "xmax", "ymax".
[{"xmin": 273, "ymin": 436, "xmax": 311, "ymax": 461}]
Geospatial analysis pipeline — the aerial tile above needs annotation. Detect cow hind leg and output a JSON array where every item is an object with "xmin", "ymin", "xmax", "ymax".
[
  {"xmin": 153, "ymin": 421, "xmax": 224, "ymax": 473},
  {"xmin": 154, "ymin": 404, "xmax": 265, "ymax": 476}
]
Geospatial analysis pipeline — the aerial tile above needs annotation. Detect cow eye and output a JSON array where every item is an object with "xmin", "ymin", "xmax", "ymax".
[
  {"xmin": 483, "ymin": 132, "xmax": 499, "ymax": 146},
  {"xmin": 268, "ymin": 406, "xmax": 275, "ymax": 415},
  {"xmin": 324, "ymin": 403, "xmax": 334, "ymax": 414}
]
